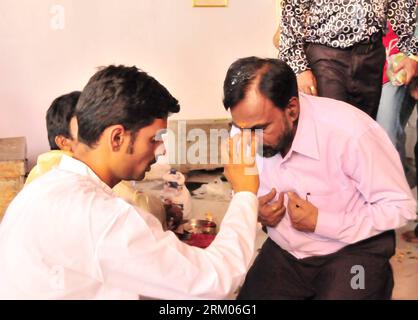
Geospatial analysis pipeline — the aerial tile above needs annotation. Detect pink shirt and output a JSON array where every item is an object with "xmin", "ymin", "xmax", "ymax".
[{"xmin": 257, "ymin": 93, "xmax": 416, "ymax": 259}]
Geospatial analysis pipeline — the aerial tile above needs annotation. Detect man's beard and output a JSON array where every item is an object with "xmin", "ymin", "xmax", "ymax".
[{"xmin": 257, "ymin": 122, "xmax": 294, "ymax": 158}]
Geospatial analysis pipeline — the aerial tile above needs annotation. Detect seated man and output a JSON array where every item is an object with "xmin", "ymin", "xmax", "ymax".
[
  {"xmin": 223, "ymin": 57, "xmax": 416, "ymax": 299},
  {"xmin": 25, "ymin": 91, "xmax": 80, "ymax": 184},
  {"xmin": 0, "ymin": 65, "xmax": 260, "ymax": 299},
  {"xmin": 26, "ymin": 91, "xmax": 168, "ymax": 228}
]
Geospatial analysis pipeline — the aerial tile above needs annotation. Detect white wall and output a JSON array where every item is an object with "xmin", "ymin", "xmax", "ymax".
[{"xmin": 0, "ymin": 0, "xmax": 278, "ymax": 166}]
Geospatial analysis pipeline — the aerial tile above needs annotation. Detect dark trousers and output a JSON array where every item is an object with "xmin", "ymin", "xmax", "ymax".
[
  {"xmin": 306, "ymin": 40, "xmax": 386, "ymax": 119},
  {"xmin": 237, "ymin": 230, "xmax": 396, "ymax": 300}
]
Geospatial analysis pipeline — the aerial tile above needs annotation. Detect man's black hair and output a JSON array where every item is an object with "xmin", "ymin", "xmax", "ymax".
[
  {"xmin": 223, "ymin": 57, "xmax": 298, "ymax": 110},
  {"xmin": 46, "ymin": 91, "xmax": 81, "ymax": 150},
  {"xmin": 76, "ymin": 65, "xmax": 180, "ymax": 149}
]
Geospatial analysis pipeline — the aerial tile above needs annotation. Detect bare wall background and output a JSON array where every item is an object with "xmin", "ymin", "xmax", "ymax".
[{"xmin": 0, "ymin": 0, "xmax": 278, "ymax": 167}]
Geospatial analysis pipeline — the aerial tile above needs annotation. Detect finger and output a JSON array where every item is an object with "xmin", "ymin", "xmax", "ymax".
[
  {"xmin": 277, "ymin": 192, "xmax": 285, "ymax": 207},
  {"xmin": 259, "ymin": 188, "xmax": 277, "ymax": 206},
  {"xmin": 275, "ymin": 206, "xmax": 286, "ymax": 219},
  {"xmin": 259, "ymin": 207, "xmax": 286, "ymax": 226},
  {"xmin": 250, "ymin": 131, "xmax": 257, "ymax": 159},
  {"xmin": 286, "ymin": 199, "xmax": 299, "ymax": 214},
  {"xmin": 259, "ymin": 204, "xmax": 285, "ymax": 221},
  {"xmin": 220, "ymin": 137, "xmax": 230, "ymax": 165},
  {"xmin": 297, "ymin": 82, "xmax": 309, "ymax": 95},
  {"xmin": 244, "ymin": 132, "xmax": 258, "ymax": 175},
  {"xmin": 240, "ymin": 130, "xmax": 247, "ymax": 161},
  {"xmin": 287, "ymin": 191, "xmax": 302, "ymax": 208},
  {"xmin": 242, "ymin": 129, "xmax": 255, "ymax": 164},
  {"xmin": 309, "ymin": 85, "xmax": 318, "ymax": 96},
  {"xmin": 301, "ymin": 86, "xmax": 312, "ymax": 95},
  {"xmin": 228, "ymin": 137, "xmax": 235, "ymax": 164},
  {"xmin": 232, "ymin": 134, "xmax": 243, "ymax": 164},
  {"xmin": 265, "ymin": 198, "xmax": 284, "ymax": 211},
  {"xmin": 405, "ymin": 71, "xmax": 413, "ymax": 85},
  {"xmin": 265, "ymin": 204, "xmax": 286, "ymax": 217},
  {"xmin": 313, "ymin": 73, "xmax": 318, "ymax": 89},
  {"xmin": 393, "ymin": 59, "xmax": 406, "ymax": 73}
]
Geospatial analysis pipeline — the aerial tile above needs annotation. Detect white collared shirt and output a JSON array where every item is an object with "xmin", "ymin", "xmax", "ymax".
[{"xmin": 0, "ymin": 155, "xmax": 258, "ymax": 299}]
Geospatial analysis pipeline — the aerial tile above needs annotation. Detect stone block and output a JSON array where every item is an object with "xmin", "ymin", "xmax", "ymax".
[{"xmin": 0, "ymin": 137, "xmax": 27, "ymax": 220}]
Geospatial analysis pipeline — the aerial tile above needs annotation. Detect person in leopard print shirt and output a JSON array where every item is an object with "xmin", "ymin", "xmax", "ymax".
[{"xmin": 278, "ymin": 0, "xmax": 418, "ymax": 119}]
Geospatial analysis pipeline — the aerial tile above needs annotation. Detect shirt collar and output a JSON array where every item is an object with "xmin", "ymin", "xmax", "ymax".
[
  {"xmin": 289, "ymin": 93, "xmax": 320, "ymax": 160},
  {"xmin": 58, "ymin": 155, "xmax": 114, "ymax": 194}
]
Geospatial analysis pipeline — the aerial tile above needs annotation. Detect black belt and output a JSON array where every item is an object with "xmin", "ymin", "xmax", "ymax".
[
  {"xmin": 306, "ymin": 32, "xmax": 383, "ymax": 55},
  {"xmin": 344, "ymin": 32, "xmax": 383, "ymax": 54}
]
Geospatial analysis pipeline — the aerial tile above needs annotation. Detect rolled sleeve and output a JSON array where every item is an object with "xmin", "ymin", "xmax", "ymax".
[
  {"xmin": 278, "ymin": 0, "xmax": 311, "ymax": 74},
  {"xmin": 96, "ymin": 191, "xmax": 259, "ymax": 299}
]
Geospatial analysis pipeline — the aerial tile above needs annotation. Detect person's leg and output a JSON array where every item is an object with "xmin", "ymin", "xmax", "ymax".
[
  {"xmin": 376, "ymin": 83, "xmax": 416, "ymax": 185},
  {"xmin": 348, "ymin": 42, "xmax": 386, "ymax": 119},
  {"xmin": 396, "ymin": 86, "xmax": 415, "ymax": 172},
  {"xmin": 236, "ymin": 238, "xmax": 314, "ymax": 300},
  {"xmin": 415, "ymin": 104, "xmax": 418, "ymax": 196},
  {"xmin": 306, "ymin": 44, "xmax": 349, "ymax": 103},
  {"xmin": 312, "ymin": 231, "xmax": 396, "ymax": 300},
  {"xmin": 376, "ymin": 83, "xmax": 403, "ymax": 146}
]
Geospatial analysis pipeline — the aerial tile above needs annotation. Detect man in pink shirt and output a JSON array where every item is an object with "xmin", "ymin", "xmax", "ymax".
[{"xmin": 223, "ymin": 57, "xmax": 416, "ymax": 299}]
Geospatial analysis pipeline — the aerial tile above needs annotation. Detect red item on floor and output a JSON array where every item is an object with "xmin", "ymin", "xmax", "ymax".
[{"xmin": 183, "ymin": 233, "xmax": 216, "ymax": 248}]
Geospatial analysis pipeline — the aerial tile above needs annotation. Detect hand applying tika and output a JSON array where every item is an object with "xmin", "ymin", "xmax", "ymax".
[{"xmin": 287, "ymin": 191, "xmax": 318, "ymax": 233}]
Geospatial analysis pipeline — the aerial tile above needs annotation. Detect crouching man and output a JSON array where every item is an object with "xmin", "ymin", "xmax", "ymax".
[{"xmin": 0, "ymin": 65, "xmax": 259, "ymax": 300}]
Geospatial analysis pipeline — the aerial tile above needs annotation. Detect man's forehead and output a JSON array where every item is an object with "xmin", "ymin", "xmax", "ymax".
[
  {"xmin": 232, "ymin": 120, "xmax": 268, "ymax": 130},
  {"xmin": 141, "ymin": 118, "xmax": 168, "ymax": 135},
  {"xmin": 232, "ymin": 90, "xmax": 271, "ymax": 128}
]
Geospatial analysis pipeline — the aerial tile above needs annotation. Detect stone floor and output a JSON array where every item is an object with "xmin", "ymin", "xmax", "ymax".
[
  {"xmin": 391, "ymin": 185, "xmax": 418, "ymax": 300},
  {"xmin": 391, "ymin": 221, "xmax": 418, "ymax": 300}
]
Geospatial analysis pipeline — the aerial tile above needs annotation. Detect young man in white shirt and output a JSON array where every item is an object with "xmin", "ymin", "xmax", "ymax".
[{"xmin": 0, "ymin": 65, "xmax": 260, "ymax": 299}]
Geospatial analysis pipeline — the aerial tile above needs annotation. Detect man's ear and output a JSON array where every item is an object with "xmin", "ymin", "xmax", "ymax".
[
  {"xmin": 108, "ymin": 125, "xmax": 127, "ymax": 152},
  {"xmin": 54, "ymin": 135, "xmax": 72, "ymax": 152},
  {"xmin": 285, "ymin": 97, "xmax": 300, "ymax": 122}
]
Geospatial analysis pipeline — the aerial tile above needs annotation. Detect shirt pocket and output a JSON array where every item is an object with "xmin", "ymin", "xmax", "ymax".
[
  {"xmin": 307, "ymin": 188, "xmax": 352, "ymax": 213},
  {"xmin": 300, "ymin": 189, "xmax": 352, "ymax": 241}
]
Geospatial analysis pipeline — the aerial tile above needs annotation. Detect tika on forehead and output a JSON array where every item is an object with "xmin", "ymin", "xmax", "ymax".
[{"xmin": 230, "ymin": 70, "xmax": 254, "ymax": 86}]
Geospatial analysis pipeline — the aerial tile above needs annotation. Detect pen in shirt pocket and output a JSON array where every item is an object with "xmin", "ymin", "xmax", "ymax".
[
  {"xmin": 296, "ymin": 193, "xmax": 311, "ymax": 208},
  {"xmin": 284, "ymin": 190, "xmax": 311, "ymax": 207}
]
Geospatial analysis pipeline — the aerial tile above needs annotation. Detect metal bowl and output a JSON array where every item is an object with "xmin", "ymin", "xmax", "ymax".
[
  {"xmin": 175, "ymin": 219, "xmax": 217, "ymax": 239},
  {"xmin": 183, "ymin": 219, "xmax": 217, "ymax": 235},
  {"xmin": 174, "ymin": 219, "xmax": 217, "ymax": 248}
]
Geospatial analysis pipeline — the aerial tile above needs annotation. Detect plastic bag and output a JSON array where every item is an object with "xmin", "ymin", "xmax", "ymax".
[
  {"xmin": 160, "ymin": 169, "xmax": 192, "ymax": 220},
  {"xmin": 387, "ymin": 53, "xmax": 407, "ymax": 86},
  {"xmin": 192, "ymin": 178, "xmax": 232, "ymax": 201}
]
